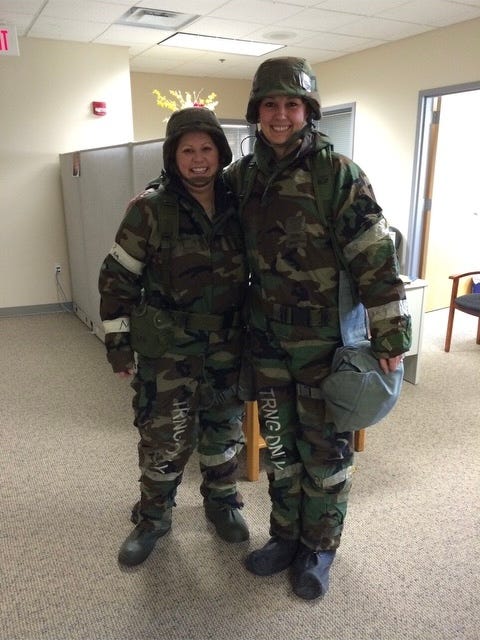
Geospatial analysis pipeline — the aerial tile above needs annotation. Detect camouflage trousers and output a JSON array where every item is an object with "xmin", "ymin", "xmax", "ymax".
[
  {"xmin": 130, "ymin": 343, "xmax": 245, "ymax": 525},
  {"xmin": 250, "ymin": 322, "xmax": 354, "ymax": 551}
]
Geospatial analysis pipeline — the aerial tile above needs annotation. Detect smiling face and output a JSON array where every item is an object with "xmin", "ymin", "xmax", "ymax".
[
  {"xmin": 258, "ymin": 95, "xmax": 308, "ymax": 156},
  {"xmin": 175, "ymin": 131, "xmax": 220, "ymax": 190}
]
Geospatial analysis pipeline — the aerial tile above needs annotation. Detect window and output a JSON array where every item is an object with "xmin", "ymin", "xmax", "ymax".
[
  {"xmin": 220, "ymin": 120, "xmax": 255, "ymax": 162},
  {"xmin": 316, "ymin": 103, "xmax": 355, "ymax": 157}
]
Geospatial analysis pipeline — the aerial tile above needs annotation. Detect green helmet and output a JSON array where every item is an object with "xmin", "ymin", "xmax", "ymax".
[
  {"xmin": 246, "ymin": 57, "xmax": 321, "ymax": 124},
  {"xmin": 163, "ymin": 107, "xmax": 232, "ymax": 173}
]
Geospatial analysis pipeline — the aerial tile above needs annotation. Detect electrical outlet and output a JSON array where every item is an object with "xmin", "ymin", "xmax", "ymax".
[{"xmin": 55, "ymin": 264, "xmax": 61, "ymax": 274}]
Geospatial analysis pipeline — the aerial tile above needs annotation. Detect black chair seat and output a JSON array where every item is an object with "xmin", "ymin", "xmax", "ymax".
[{"xmin": 456, "ymin": 294, "xmax": 480, "ymax": 313}]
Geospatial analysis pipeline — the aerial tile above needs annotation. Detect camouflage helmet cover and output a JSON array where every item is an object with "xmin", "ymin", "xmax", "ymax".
[
  {"xmin": 246, "ymin": 56, "xmax": 321, "ymax": 123},
  {"xmin": 163, "ymin": 107, "xmax": 232, "ymax": 172}
]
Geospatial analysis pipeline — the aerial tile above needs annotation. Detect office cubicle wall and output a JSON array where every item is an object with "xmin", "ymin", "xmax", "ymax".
[{"xmin": 60, "ymin": 138, "xmax": 164, "ymax": 339}]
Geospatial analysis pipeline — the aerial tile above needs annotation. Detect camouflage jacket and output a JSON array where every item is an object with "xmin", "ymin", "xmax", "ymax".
[
  {"xmin": 98, "ymin": 174, "xmax": 248, "ymax": 372},
  {"xmin": 225, "ymin": 130, "xmax": 411, "ymax": 358}
]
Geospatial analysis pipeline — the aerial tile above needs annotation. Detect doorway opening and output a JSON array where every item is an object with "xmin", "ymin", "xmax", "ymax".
[{"xmin": 407, "ymin": 81, "xmax": 480, "ymax": 310}]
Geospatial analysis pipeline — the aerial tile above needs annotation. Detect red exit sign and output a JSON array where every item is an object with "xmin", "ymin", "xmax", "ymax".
[{"xmin": 0, "ymin": 25, "xmax": 20, "ymax": 56}]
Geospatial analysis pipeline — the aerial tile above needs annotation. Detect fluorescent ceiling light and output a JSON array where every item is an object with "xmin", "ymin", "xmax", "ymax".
[
  {"xmin": 118, "ymin": 7, "xmax": 198, "ymax": 31},
  {"xmin": 159, "ymin": 32, "xmax": 284, "ymax": 56}
]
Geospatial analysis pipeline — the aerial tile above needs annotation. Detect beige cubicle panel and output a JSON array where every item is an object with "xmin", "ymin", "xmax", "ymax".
[{"xmin": 59, "ymin": 138, "xmax": 164, "ymax": 338}]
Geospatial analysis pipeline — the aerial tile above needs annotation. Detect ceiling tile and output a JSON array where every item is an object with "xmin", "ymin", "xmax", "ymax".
[
  {"xmin": 0, "ymin": 11, "xmax": 34, "ymax": 35},
  {"xmin": 28, "ymin": 17, "xmax": 110, "ymax": 41},
  {"xmin": 281, "ymin": 7, "xmax": 362, "ymax": 31},
  {"xmin": 380, "ymin": 0, "xmax": 480, "ymax": 27},
  {"xmin": 336, "ymin": 15, "xmax": 434, "ymax": 40},
  {"xmin": 0, "ymin": 0, "xmax": 45, "ymax": 13},
  {"xmin": 41, "ymin": 0, "xmax": 126, "ymax": 23},
  {"xmin": 182, "ymin": 16, "xmax": 266, "ymax": 39},
  {"xmin": 1, "ymin": 0, "xmax": 479, "ymax": 78},
  {"xmin": 209, "ymin": 0, "xmax": 303, "ymax": 23},
  {"xmin": 318, "ymin": 0, "xmax": 408, "ymax": 16}
]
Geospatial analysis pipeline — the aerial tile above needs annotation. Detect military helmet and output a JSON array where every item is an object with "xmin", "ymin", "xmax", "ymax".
[
  {"xmin": 163, "ymin": 107, "xmax": 232, "ymax": 173},
  {"xmin": 246, "ymin": 56, "xmax": 321, "ymax": 124}
]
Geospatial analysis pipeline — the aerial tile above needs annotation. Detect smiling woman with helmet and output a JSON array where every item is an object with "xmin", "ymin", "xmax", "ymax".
[
  {"xmin": 99, "ymin": 107, "xmax": 250, "ymax": 568},
  {"xmin": 226, "ymin": 57, "xmax": 411, "ymax": 600}
]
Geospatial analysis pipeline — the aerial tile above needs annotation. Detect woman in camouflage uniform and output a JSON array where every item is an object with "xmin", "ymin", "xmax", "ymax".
[
  {"xmin": 99, "ymin": 108, "xmax": 249, "ymax": 567},
  {"xmin": 225, "ymin": 58, "xmax": 411, "ymax": 600}
]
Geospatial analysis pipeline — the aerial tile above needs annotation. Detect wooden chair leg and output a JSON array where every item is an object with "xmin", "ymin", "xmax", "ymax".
[
  {"xmin": 444, "ymin": 307, "xmax": 455, "ymax": 352},
  {"xmin": 354, "ymin": 429, "xmax": 366, "ymax": 452},
  {"xmin": 243, "ymin": 401, "xmax": 260, "ymax": 481}
]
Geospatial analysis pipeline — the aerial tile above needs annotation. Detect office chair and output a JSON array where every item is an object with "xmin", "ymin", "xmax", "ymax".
[{"xmin": 444, "ymin": 270, "xmax": 480, "ymax": 352}]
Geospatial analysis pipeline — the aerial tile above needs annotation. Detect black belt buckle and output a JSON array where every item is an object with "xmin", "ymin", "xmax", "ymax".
[{"xmin": 270, "ymin": 303, "xmax": 330, "ymax": 326}]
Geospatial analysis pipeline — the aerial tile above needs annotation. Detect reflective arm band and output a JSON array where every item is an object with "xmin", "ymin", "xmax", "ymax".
[
  {"xmin": 344, "ymin": 219, "xmax": 388, "ymax": 263},
  {"xmin": 103, "ymin": 317, "xmax": 130, "ymax": 334},
  {"xmin": 368, "ymin": 298, "xmax": 409, "ymax": 323},
  {"xmin": 109, "ymin": 242, "xmax": 144, "ymax": 276}
]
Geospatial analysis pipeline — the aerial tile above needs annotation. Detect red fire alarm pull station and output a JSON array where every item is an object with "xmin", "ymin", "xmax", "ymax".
[{"xmin": 92, "ymin": 101, "xmax": 107, "ymax": 116}]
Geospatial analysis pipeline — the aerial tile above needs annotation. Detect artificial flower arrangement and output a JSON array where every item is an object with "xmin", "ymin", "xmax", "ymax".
[{"xmin": 152, "ymin": 89, "xmax": 219, "ymax": 120}]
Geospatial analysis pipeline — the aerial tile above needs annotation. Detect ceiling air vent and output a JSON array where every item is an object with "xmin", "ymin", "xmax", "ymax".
[{"xmin": 118, "ymin": 7, "xmax": 198, "ymax": 30}]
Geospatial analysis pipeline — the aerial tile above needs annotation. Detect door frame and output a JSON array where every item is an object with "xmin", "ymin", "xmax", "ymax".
[{"xmin": 406, "ymin": 80, "xmax": 480, "ymax": 279}]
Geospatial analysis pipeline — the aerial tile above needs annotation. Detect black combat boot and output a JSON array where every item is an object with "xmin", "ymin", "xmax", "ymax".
[
  {"xmin": 204, "ymin": 501, "xmax": 249, "ymax": 543},
  {"xmin": 118, "ymin": 512, "xmax": 172, "ymax": 567},
  {"xmin": 245, "ymin": 536, "xmax": 299, "ymax": 576},
  {"xmin": 290, "ymin": 542, "xmax": 336, "ymax": 600}
]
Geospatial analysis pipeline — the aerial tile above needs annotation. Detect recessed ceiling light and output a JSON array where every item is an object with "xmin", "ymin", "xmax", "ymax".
[{"xmin": 158, "ymin": 32, "xmax": 284, "ymax": 56}]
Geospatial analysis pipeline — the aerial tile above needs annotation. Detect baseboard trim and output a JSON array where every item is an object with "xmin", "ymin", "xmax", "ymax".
[{"xmin": 0, "ymin": 302, "xmax": 73, "ymax": 317}]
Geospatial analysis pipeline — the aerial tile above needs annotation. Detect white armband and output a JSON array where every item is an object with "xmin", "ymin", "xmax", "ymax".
[
  {"xmin": 109, "ymin": 243, "xmax": 144, "ymax": 276},
  {"xmin": 103, "ymin": 317, "xmax": 130, "ymax": 334}
]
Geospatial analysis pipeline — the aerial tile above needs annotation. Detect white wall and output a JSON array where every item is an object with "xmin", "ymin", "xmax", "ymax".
[
  {"xmin": 315, "ymin": 18, "xmax": 480, "ymax": 234},
  {"xmin": 131, "ymin": 73, "xmax": 252, "ymax": 142},
  {"xmin": 1, "ymin": 19, "xmax": 479, "ymax": 311},
  {"xmin": 0, "ymin": 37, "xmax": 133, "ymax": 309}
]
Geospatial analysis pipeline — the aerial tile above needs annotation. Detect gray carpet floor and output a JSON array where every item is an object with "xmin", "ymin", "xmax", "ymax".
[{"xmin": 1, "ymin": 308, "xmax": 479, "ymax": 640}]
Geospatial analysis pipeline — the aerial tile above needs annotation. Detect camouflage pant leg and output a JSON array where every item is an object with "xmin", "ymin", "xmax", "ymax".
[
  {"xmin": 256, "ymin": 383, "xmax": 303, "ymax": 540},
  {"xmin": 296, "ymin": 394, "xmax": 354, "ymax": 551},
  {"xmin": 251, "ymin": 324, "xmax": 303, "ymax": 539},
  {"xmin": 197, "ymin": 391, "xmax": 245, "ymax": 508},
  {"xmin": 289, "ymin": 331, "xmax": 354, "ymax": 551},
  {"xmin": 251, "ymin": 322, "xmax": 353, "ymax": 547},
  {"xmin": 197, "ymin": 334, "xmax": 245, "ymax": 507},
  {"xmin": 131, "ymin": 352, "xmax": 202, "ymax": 523}
]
